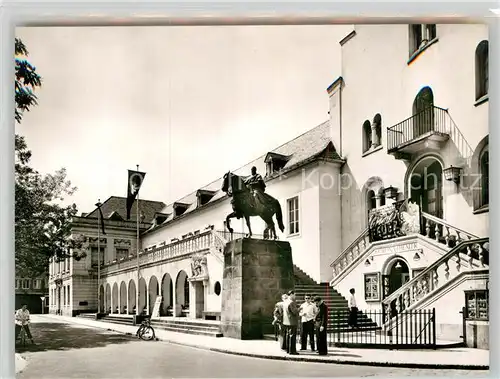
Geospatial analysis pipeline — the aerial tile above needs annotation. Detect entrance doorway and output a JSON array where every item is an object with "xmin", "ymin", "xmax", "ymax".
[
  {"xmin": 194, "ymin": 282, "xmax": 205, "ymax": 319},
  {"xmin": 383, "ymin": 258, "xmax": 410, "ymax": 317},
  {"xmin": 409, "ymin": 157, "xmax": 443, "ymax": 219},
  {"xmin": 388, "ymin": 259, "xmax": 410, "ymax": 295}
]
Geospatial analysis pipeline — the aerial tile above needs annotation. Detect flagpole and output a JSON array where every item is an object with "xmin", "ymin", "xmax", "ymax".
[
  {"xmin": 136, "ymin": 165, "xmax": 140, "ymax": 316},
  {"xmin": 96, "ymin": 199, "xmax": 101, "ymax": 314}
]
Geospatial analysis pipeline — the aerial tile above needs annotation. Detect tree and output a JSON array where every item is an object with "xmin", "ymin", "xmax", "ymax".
[
  {"xmin": 15, "ymin": 38, "xmax": 80, "ymax": 276},
  {"xmin": 15, "ymin": 38, "xmax": 42, "ymax": 124}
]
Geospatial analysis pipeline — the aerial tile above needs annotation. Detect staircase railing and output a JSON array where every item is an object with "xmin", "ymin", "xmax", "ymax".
[
  {"xmin": 381, "ymin": 237, "xmax": 489, "ymax": 321},
  {"xmin": 442, "ymin": 108, "xmax": 474, "ymax": 166},
  {"xmin": 330, "ymin": 228, "xmax": 370, "ymax": 280},
  {"xmin": 421, "ymin": 212, "xmax": 478, "ymax": 248}
]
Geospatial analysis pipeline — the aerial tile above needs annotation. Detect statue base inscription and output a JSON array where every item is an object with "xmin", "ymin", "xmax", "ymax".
[{"xmin": 221, "ymin": 238, "xmax": 294, "ymax": 340}]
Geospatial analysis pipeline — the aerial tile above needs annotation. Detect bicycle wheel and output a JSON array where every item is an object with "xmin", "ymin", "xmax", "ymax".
[
  {"xmin": 19, "ymin": 328, "xmax": 26, "ymax": 347},
  {"xmin": 139, "ymin": 326, "xmax": 155, "ymax": 341}
]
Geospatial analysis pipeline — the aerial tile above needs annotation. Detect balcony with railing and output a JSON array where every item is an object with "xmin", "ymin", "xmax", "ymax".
[
  {"xmin": 387, "ymin": 106, "xmax": 452, "ymax": 159},
  {"xmin": 100, "ymin": 229, "xmax": 215, "ymax": 276}
]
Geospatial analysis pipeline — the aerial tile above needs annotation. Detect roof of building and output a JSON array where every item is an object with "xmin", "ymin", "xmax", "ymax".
[
  {"xmin": 147, "ymin": 120, "xmax": 341, "ymax": 233},
  {"xmin": 85, "ymin": 196, "xmax": 166, "ymax": 223}
]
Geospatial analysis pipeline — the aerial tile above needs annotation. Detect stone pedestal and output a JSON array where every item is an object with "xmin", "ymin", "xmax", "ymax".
[{"xmin": 221, "ymin": 238, "xmax": 294, "ymax": 340}]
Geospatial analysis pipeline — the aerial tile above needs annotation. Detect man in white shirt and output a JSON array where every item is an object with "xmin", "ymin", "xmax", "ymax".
[
  {"xmin": 15, "ymin": 304, "xmax": 34, "ymax": 344},
  {"xmin": 299, "ymin": 294, "xmax": 317, "ymax": 351},
  {"xmin": 348, "ymin": 288, "xmax": 358, "ymax": 329}
]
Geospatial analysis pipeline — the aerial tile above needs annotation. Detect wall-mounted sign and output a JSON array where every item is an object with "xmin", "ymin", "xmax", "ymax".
[{"xmin": 369, "ymin": 199, "xmax": 421, "ymax": 242}]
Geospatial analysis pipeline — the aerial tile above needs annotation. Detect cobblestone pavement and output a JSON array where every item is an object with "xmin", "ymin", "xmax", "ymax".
[{"xmin": 16, "ymin": 317, "xmax": 489, "ymax": 378}]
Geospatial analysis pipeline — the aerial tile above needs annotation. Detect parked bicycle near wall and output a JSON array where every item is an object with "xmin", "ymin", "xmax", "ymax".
[{"xmin": 136, "ymin": 317, "xmax": 156, "ymax": 341}]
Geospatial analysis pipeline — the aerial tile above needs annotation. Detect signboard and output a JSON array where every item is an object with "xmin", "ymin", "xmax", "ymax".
[
  {"xmin": 151, "ymin": 296, "xmax": 162, "ymax": 318},
  {"xmin": 369, "ymin": 199, "xmax": 421, "ymax": 242}
]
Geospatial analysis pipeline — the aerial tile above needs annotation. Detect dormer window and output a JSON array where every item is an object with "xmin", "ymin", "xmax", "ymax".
[
  {"xmin": 154, "ymin": 212, "xmax": 170, "ymax": 225},
  {"xmin": 264, "ymin": 152, "xmax": 290, "ymax": 177},
  {"xmin": 173, "ymin": 202, "xmax": 190, "ymax": 217},
  {"xmin": 196, "ymin": 189, "xmax": 216, "ymax": 207},
  {"xmin": 107, "ymin": 211, "xmax": 124, "ymax": 221}
]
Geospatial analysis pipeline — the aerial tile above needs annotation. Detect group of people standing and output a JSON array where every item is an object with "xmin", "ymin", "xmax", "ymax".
[{"xmin": 272, "ymin": 291, "xmax": 328, "ymax": 356}]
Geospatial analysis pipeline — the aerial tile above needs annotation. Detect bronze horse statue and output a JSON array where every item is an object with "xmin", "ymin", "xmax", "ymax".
[{"xmin": 221, "ymin": 171, "xmax": 284, "ymax": 240}]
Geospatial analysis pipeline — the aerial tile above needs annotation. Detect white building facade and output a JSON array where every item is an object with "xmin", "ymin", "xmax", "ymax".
[{"xmin": 49, "ymin": 23, "xmax": 489, "ymax": 347}]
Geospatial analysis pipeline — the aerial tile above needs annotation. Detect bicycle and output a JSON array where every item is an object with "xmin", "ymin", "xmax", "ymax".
[
  {"xmin": 136, "ymin": 317, "xmax": 155, "ymax": 341},
  {"xmin": 16, "ymin": 325, "xmax": 32, "ymax": 347}
]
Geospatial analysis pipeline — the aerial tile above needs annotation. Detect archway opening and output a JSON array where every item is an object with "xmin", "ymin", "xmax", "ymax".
[
  {"xmin": 112, "ymin": 283, "xmax": 119, "ymax": 314},
  {"xmin": 176, "ymin": 270, "xmax": 189, "ymax": 316},
  {"xmin": 105, "ymin": 283, "xmax": 112, "ymax": 313},
  {"xmin": 99, "ymin": 285, "xmax": 104, "ymax": 313},
  {"xmin": 148, "ymin": 276, "xmax": 159, "ymax": 315},
  {"xmin": 161, "ymin": 273, "xmax": 173, "ymax": 316},
  {"xmin": 138, "ymin": 278, "xmax": 147, "ymax": 314},
  {"xmin": 409, "ymin": 157, "xmax": 443, "ymax": 219},
  {"xmin": 128, "ymin": 280, "xmax": 136, "ymax": 314},
  {"xmin": 119, "ymin": 281, "xmax": 127, "ymax": 314}
]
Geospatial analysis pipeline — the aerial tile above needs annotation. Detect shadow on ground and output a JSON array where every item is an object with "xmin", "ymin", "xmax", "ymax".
[{"xmin": 15, "ymin": 322, "xmax": 137, "ymax": 353}]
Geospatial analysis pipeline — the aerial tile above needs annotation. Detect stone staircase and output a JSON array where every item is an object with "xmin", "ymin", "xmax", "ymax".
[
  {"xmin": 150, "ymin": 318, "xmax": 223, "ymax": 337},
  {"xmin": 77, "ymin": 313, "xmax": 223, "ymax": 337},
  {"xmin": 294, "ymin": 283, "xmax": 379, "ymax": 332},
  {"xmin": 293, "ymin": 265, "xmax": 379, "ymax": 332}
]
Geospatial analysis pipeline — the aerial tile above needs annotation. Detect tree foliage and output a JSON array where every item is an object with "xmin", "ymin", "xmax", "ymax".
[
  {"xmin": 15, "ymin": 38, "xmax": 80, "ymax": 276},
  {"xmin": 15, "ymin": 38, "xmax": 42, "ymax": 124}
]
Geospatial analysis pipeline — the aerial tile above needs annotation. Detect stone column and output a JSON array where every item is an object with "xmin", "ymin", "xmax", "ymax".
[
  {"xmin": 371, "ymin": 123, "xmax": 380, "ymax": 147},
  {"xmin": 221, "ymin": 239, "xmax": 294, "ymax": 340}
]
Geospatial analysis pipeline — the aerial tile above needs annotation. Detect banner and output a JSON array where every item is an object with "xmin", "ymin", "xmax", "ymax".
[{"xmin": 126, "ymin": 169, "xmax": 146, "ymax": 219}]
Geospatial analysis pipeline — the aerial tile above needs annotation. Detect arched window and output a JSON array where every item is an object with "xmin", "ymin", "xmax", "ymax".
[
  {"xmin": 475, "ymin": 40, "xmax": 489, "ymax": 100},
  {"xmin": 363, "ymin": 120, "xmax": 372, "ymax": 153},
  {"xmin": 413, "ymin": 86, "xmax": 434, "ymax": 136},
  {"xmin": 480, "ymin": 146, "xmax": 489, "ymax": 207}
]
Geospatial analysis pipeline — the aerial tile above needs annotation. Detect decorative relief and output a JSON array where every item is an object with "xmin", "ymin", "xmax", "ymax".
[
  {"xmin": 88, "ymin": 237, "xmax": 107, "ymax": 245},
  {"xmin": 190, "ymin": 253, "xmax": 208, "ymax": 280},
  {"xmin": 114, "ymin": 239, "xmax": 132, "ymax": 246}
]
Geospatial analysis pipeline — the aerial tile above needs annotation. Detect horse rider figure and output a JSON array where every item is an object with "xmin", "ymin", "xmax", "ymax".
[{"xmin": 245, "ymin": 166, "xmax": 266, "ymax": 209}]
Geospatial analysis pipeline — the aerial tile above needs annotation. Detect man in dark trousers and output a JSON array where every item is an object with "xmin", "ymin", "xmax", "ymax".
[
  {"xmin": 314, "ymin": 296, "xmax": 328, "ymax": 355},
  {"xmin": 348, "ymin": 288, "xmax": 358, "ymax": 329},
  {"xmin": 272, "ymin": 293, "xmax": 288, "ymax": 351},
  {"xmin": 282, "ymin": 290, "xmax": 299, "ymax": 355}
]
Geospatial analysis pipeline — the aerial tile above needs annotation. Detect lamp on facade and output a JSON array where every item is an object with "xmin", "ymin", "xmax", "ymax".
[
  {"xmin": 395, "ymin": 261, "xmax": 402, "ymax": 269},
  {"xmin": 443, "ymin": 165, "xmax": 463, "ymax": 183},
  {"xmin": 383, "ymin": 186, "xmax": 399, "ymax": 199},
  {"xmin": 413, "ymin": 252, "xmax": 421, "ymax": 261}
]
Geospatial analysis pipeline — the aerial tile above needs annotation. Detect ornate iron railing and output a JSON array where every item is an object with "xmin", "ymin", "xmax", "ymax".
[
  {"xmin": 387, "ymin": 106, "xmax": 474, "ymax": 165},
  {"xmin": 387, "ymin": 106, "xmax": 449, "ymax": 151},
  {"xmin": 328, "ymin": 308, "xmax": 436, "ymax": 348}
]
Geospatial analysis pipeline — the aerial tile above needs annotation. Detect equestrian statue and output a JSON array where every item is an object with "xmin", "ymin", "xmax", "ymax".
[{"xmin": 221, "ymin": 166, "xmax": 284, "ymax": 240}]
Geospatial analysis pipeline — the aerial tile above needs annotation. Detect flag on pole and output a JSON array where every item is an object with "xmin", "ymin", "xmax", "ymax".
[
  {"xmin": 126, "ymin": 169, "xmax": 146, "ymax": 219},
  {"xmin": 96, "ymin": 204, "xmax": 106, "ymax": 235}
]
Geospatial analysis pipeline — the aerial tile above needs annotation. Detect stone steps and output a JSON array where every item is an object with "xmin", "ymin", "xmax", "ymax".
[{"xmin": 150, "ymin": 320, "xmax": 223, "ymax": 337}]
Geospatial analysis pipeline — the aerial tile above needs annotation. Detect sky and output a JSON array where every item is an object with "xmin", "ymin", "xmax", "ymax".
[{"xmin": 15, "ymin": 25, "xmax": 352, "ymax": 213}]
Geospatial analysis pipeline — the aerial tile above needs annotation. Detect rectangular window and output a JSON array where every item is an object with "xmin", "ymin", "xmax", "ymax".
[
  {"xmin": 116, "ymin": 248, "xmax": 129, "ymax": 261},
  {"xmin": 465, "ymin": 290, "xmax": 489, "ymax": 320},
  {"xmin": 15, "ymin": 279, "xmax": 19, "ymax": 289},
  {"xmin": 410, "ymin": 24, "xmax": 437, "ymax": 56},
  {"xmin": 22, "ymin": 279, "xmax": 30, "ymax": 289},
  {"xmin": 287, "ymin": 196, "xmax": 300, "ymax": 235},
  {"xmin": 91, "ymin": 247, "xmax": 105, "ymax": 267},
  {"xmin": 364, "ymin": 273, "xmax": 380, "ymax": 301},
  {"xmin": 33, "ymin": 279, "xmax": 42, "ymax": 290}
]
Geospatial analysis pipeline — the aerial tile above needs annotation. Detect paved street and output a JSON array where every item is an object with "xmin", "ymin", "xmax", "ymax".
[{"xmin": 16, "ymin": 316, "xmax": 488, "ymax": 378}]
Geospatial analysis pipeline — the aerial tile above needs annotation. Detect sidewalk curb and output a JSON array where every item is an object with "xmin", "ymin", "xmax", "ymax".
[
  {"xmin": 42, "ymin": 316, "xmax": 489, "ymax": 371},
  {"xmin": 121, "ymin": 327, "xmax": 489, "ymax": 370}
]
